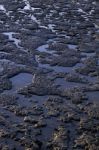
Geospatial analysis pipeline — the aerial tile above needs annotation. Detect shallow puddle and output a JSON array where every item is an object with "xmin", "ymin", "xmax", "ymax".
[
  {"xmin": 38, "ymin": 117, "xmax": 59, "ymax": 142},
  {"xmin": 81, "ymin": 52, "xmax": 96, "ymax": 58},
  {"xmin": 3, "ymin": 32, "xmax": 21, "ymax": 48},
  {"xmin": 55, "ymin": 78, "xmax": 85, "ymax": 89},
  {"xmin": 10, "ymin": 73, "xmax": 33, "ymax": 90},
  {"xmin": 0, "ymin": 0, "xmax": 98, "ymax": 149},
  {"xmin": 67, "ymin": 44, "xmax": 78, "ymax": 50},
  {"xmin": 36, "ymin": 39, "xmax": 57, "ymax": 55},
  {"xmin": 53, "ymin": 65, "xmax": 73, "ymax": 73},
  {"xmin": 37, "ymin": 44, "xmax": 49, "ymax": 53},
  {"xmin": 38, "ymin": 63, "xmax": 73, "ymax": 73},
  {"xmin": 86, "ymin": 91, "xmax": 99, "ymax": 103}
]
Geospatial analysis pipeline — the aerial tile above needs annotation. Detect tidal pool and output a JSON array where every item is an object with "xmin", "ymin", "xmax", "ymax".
[
  {"xmin": 10, "ymin": 73, "xmax": 33, "ymax": 90},
  {"xmin": 86, "ymin": 91, "xmax": 99, "ymax": 103},
  {"xmin": 3, "ymin": 32, "xmax": 21, "ymax": 48}
]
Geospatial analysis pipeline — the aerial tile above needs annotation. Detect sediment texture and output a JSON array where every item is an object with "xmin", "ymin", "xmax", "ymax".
[{"xmin": 0, "ymin": 0, "xmax": 99, "ymax": 149}]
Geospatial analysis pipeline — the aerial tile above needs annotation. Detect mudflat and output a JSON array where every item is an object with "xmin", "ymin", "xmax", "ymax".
[{"xmin": 0, "ymin": 0, "xmax": 99, "ymax": 149}]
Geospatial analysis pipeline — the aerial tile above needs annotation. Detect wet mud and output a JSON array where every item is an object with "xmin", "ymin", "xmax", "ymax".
[{"xmin": 0, "ymin": 0, "xmax": 99, "ymax": 149}]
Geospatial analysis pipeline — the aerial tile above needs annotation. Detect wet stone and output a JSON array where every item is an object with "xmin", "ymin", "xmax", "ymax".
[
  {"xmin": 0, "ymin": 94, "xmax": 17, "ymax": 106},
  {"xmin": 18, "ymin": 74, "xmax": 60, "ymax": 96},
  {"xmin": 0, "ymin": 77, "xmax": 12, "ymax": 93},
  {"xmin": 65, "ymin": 73, "xmax": 88, "ymax": 84},
  {"xmin": 48, "ymin": 126, "xmax": 69, "ymax": 149},
  {"xmin": 74, "ymin": 133, "xmax": 99, "ymax": 150}
]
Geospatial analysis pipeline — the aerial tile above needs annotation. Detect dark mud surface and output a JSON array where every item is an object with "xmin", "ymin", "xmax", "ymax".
[{"xmin": 0, "ymin": 0, "xmax": 99, "ymax": 149}]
